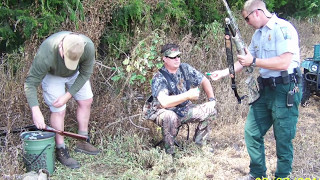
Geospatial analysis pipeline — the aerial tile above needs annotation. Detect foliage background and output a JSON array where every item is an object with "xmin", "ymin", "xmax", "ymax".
[{"xmin": 1, "ymin": 0, "xmax": 320, "ymax": 179}]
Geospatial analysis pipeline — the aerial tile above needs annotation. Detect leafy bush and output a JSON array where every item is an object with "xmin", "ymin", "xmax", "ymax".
[
  {"xmin": 111, "ymin": 30, "xmax": 165, "ymax": 88},
  {"xmin": 0, "ymin": 0, "xmax": 84, "ymax": 53},
  {"xmin": 275, "ymin": 0, "xmax": 320, "ymax": 18},
  {"xmin": 101, "ymin": 0, "xmax": 223, "ymax": 58},
  {"xmin": 226, "ymin": 0, "xmax": 320, "ymax": 18}
]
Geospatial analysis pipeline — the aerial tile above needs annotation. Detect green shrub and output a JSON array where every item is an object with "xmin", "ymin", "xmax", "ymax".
[
  {"xmin": 111, "ymin": 30, "xmax": 164, "ymax": 87},
  {"xmin": 0, "ymin": 0, "xmax": 84, "ymax": 53}
]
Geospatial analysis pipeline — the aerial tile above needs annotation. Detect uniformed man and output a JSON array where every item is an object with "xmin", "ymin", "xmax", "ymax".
[{"xmin": 208, "ymin": 0, "xmax": 301, "ymax": 179}]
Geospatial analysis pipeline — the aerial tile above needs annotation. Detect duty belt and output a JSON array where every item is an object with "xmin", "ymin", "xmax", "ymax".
[
  {"xmin": 259, "ymin": 74, "xmax": 299, "ymax": 90},
  {"xmin": 258, "ymin": 68, "xmax": 302, "ymax": 90}
]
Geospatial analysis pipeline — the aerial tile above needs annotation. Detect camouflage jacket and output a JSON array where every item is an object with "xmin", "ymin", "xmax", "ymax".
[{"xmin": 150, "ymin": 63, "xmax": 204, "ymax": 117}]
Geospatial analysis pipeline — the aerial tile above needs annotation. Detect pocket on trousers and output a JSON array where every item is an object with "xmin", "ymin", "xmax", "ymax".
[
  {"xmin": 275, "ymin": 106, "xmax": 299, "ymax": 123},
  {"xmin": 277, "ymin": 116, "xmax": 297, "ymax": 140},
  {"xmin": 274, "ymin": 85, "xmax": 299, "ymax": 120},
  {"xmin": 275, "ymin": 104, "xmax": 298, "ymax": 140}
]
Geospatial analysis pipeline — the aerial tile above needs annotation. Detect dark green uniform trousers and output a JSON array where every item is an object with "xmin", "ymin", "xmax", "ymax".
[{"xmin": 245, "ymin": 82, "xmax": 301, "ymax": 178}]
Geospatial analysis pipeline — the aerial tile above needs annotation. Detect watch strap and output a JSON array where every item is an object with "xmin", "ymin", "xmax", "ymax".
[{"xmin": 251, "ymin": 57, "xmax": 256, "ymax": 67}]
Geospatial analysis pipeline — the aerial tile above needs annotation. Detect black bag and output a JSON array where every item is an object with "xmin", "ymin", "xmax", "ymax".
[{"xmin": 142, "ymin": 95, "xmax": 161, "ymax": 120}]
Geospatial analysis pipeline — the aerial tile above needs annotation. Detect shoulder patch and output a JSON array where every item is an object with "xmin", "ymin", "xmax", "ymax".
[{"xmin": 280, "ymin": 27, "xmax": 291, "ymax": 40}]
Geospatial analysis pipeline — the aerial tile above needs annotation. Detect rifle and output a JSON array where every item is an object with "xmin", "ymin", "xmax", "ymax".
[
  {"xmin": 1, "ymin": 125, "xmax": 88, "ymax": 141},
  {"xmin": 0, "ymin": 125, "xmax": 38, "ymax": 136},
  {"xmin": 43, "ymin": 126, "xmax": 88, "ymax": 141},
  {"xmin": 221, "ymin": 0, "xmax": 260, "ymax": 104}
]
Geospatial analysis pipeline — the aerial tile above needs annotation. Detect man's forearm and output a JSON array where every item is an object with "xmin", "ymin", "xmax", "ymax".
[
  {"xmin": 201, "ymin": 77, "xmax": 215, "ymax": 99},
  {"xmin": 158, "ymin": 93, "xmax": 190, "ymax": 108}
]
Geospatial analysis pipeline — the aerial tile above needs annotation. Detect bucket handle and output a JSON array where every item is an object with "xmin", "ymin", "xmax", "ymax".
[{"xmin": 23, "ymin": 143, "xmax": 52, "ymax": 166}]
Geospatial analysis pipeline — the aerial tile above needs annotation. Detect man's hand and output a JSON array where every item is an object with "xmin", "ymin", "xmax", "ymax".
[
  {"xmin": 32, "ymin": 106, "xmax": 46, "ymax": 129},
  {"xmin": 207, "ymin": 100, "xmax": 216, "ymax": 108},
  {"xmin": 237, "ymin": 48, "xmax": 254, "ymax": 67},
  {"xmin": 186, "ymin": 87, "xmax": 200, "ymax": 100},
  {"xmin": 52, "ymin": 92, "xmax": 72, "ymax": 108},
  {"xmin": 207, "ymin": 69, "xmax": 229, "ymax": 81}
]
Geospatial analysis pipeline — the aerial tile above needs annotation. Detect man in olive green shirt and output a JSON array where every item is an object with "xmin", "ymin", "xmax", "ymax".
[{"xmin": 24, "ymin": 31, "xmax": 99, "ymax": 169}]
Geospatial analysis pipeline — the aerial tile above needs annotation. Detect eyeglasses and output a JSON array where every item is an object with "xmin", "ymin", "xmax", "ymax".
[
  {"xmin": 166, "ymin": 55, "xmax": 180, "ymax": 59},
  {"xmin": 245, "ymin": 9, "xmax": 262, "ymax": 22}
]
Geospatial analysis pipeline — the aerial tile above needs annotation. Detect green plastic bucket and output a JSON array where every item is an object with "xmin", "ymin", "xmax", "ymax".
[{"xmin": 20, "ymin": 131, "xmax": 56, "ymax": 175}]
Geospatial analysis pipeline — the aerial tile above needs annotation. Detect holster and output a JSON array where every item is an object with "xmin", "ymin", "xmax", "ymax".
[
  {"xmin": 257, "ymin": 76, "xmax": 264, "ymax": 92},
  {"xmin": 257, "ymin": 68, "xmax": 302, "ymax": 95},
  {"xmin": 269, "ymin": 77, "xmax": 276, "ymax": 90},
  {"xmin": 281, "ymin": 70, "xmax": 290, "ymax": 84},
  {"xmin": 294, "ymin": 67, "xmax": 302, "ymax": 84}
]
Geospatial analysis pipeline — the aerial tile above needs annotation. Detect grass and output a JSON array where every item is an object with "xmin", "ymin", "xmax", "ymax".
[{"xmin": 6, "ymin": 97, "xmax": 317, "ymax": 180}]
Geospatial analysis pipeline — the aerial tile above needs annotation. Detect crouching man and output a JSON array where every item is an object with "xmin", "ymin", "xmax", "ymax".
[{"xmin": 144, "ymin": 43, "xmax": 217, "ymax": 155}]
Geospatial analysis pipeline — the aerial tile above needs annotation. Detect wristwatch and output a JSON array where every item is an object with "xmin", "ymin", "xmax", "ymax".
[
  {"xmin": 251, "ymin": 57, "xmax": 256, "ymax": 67},
  {"xmin": 208, "ymin": 97, "xmax": 216, "ymax": 102}
]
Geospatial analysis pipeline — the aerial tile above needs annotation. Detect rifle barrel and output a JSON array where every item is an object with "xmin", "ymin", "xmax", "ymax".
[
  {"xmin": 225, "ymin": 18, "xmax": 236, "ymax": 37},
  {"xmin": 44, "ymin": 126, "xmax": 88, "ymax": 141}
]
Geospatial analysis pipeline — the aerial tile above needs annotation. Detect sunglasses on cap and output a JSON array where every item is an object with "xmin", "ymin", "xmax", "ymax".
[{"xmin": 166, "ymin": 55, "xmax": 181, "ymax": 59}]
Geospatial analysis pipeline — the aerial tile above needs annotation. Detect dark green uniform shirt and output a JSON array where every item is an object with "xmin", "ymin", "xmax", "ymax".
[{"xmin": 24, "ymin": 31, "xmax": 95, "ymax": 107}]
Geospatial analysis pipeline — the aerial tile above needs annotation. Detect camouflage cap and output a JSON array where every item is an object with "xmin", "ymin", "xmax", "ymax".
[{"xmin": 163, "ymin": 47, "xmax": 181, "ymax": 58}]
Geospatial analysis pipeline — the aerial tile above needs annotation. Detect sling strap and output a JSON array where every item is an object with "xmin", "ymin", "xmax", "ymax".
[
  {"xmin": 225, "ymin": 27, "xmax": 244, "ymax": 103},
  {"xmin": 159, "ymin": 65, "xmax": 190, "ymax": 95},
  {"xmin": 159, "ymin": 65, "xmax": 190, "ymax": 108}
]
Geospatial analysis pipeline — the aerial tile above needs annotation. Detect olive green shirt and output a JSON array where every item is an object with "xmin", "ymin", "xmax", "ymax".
[{"xmin": 24, "ymin": 31, "xmax": 95, "ymax": 107}]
